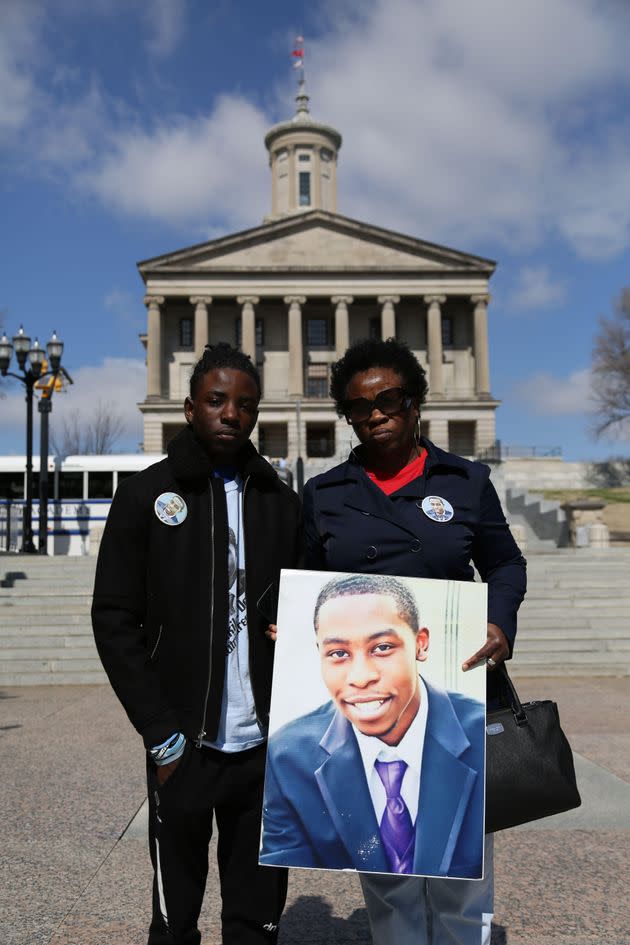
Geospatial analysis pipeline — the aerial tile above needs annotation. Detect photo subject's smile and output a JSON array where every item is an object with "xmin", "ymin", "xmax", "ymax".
[{"xmin": 342, "ymin": 695, "xmax": 392, "ymax": 721}]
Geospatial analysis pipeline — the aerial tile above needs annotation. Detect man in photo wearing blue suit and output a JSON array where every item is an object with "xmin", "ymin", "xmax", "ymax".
[{"xmin": 260, "ymin": 573, "xmax": 485, "ymax": 879}]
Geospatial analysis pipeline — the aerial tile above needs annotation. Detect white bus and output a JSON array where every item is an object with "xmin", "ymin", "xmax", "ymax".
[
  {"xmin": 0, "ymin": 454, "xmax": 163, "ymax": 555},
  {"xmin": 0, "ymin": 452, "xmax": 293, "ymax": 554}
]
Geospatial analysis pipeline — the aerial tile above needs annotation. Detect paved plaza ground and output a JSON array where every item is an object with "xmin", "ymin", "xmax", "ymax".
[{"xmin": 1, "ymin": 677, "xmax": 629, "ymax": 945}]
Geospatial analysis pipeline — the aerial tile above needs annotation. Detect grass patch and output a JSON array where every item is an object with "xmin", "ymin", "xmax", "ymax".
[{"xmin": 540, "ymin": 488, "xmax": 630, "ymax": 504}]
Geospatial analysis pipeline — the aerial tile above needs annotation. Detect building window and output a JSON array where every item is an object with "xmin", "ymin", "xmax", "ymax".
[
  {"xmin": 235, "ymin": 317, "xmax": 265, "ymax": 348},
  {"xmin": 88, "ymin": 471, "xmax": 114, "ymax": 499},
  {"xmin": 369, "ymin": 316, "xmax": 381, "ymax": 340},
  {"xmin": 306, "ymin": 363, "xmax": 330, "ymax": 398},
  {"xmin": 307, "ymin": 423, "xmax": 336, "ymax": 458},
  {"xmin": 58, "ymin": 472, "xmax": 83, "ymax": 499},
  {"xmin": 180, "ymin": 317, "xmax": 193, "ymax": 347},
  {"xmin": 307, "ymin": 318, "xmax": 329, "ymax": 347},
  {"xmin": 298, "ymin": 152, "xmax": 311, "ymax": 162},
  {"xmin": 258, "ymin": 424, "xmax": 288, "ymax": 459},
  {"xmin": 299, "ymin": 171, "xmax": 311, "ymax": 206},
  {"xmin": 162, "ymin": 424, "xmax": 187, "ymax": 452},
  {"xmin": 0, "ymin": 471, "xmax": 24, "ymax": 499},
  {"xmin": 448, "ymin": 421, "xmax": 476, "ymax": 457},
  {"xmin": 442, "ymin": 316, "xmax": 453, "ymax": 347}
]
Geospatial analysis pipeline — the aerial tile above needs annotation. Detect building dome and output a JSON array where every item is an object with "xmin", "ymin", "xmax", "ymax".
[{"xmin": 264, "ymin": 80, "xmax": 342, "ymax": 219}]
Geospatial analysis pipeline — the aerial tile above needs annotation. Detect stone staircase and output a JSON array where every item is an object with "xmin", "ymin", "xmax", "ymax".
[
  {"xmin": 1, "ymin": 550, "xmax": 629, "ymax": 683},
  {"xmin": 506, "ymin": 488, "xmax": 568, "ymax": 549},
  {"xmin": 0, "ymin": 555, "xmax": 105, "ymax": 685},
  {"xmin": 511, "ymin": 549, "xmax": 630, "ymax": 676}
]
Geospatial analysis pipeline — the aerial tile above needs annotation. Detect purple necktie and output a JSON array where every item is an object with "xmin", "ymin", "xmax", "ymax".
[{"xmin": 375, "ymin": 759, "xmax": 415, "ymax": 874}]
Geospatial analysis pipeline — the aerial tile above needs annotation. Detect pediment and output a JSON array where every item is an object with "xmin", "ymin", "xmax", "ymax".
[{"xmin": 138, "ymin": 211, "xmax": 494, "ymax": 276}]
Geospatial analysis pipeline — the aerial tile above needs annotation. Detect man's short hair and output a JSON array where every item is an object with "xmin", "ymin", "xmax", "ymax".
[
  {"xmin": 313, "ymin": 574, "xmax": 419, "ymax": 633},
  {"xmin": 189, "ymin": 342, "xmax": 261, "ymax": 398}
]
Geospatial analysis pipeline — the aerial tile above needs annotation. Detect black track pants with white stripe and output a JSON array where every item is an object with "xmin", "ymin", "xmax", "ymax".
[{"xmin": 146, "ymin": 741, "xmax": 288, "ymax": 945}]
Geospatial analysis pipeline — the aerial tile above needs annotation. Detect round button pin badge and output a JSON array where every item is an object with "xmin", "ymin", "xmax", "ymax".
[
  {"xmin": 420, "ymin": 495, "xmax": 454, "ymax": 523},
  {"xmin": 154, "ymin": 492, "xmax": 188, "ymax": 526}
]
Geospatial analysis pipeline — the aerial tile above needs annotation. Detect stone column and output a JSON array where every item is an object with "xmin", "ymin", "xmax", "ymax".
[
  {"xmin": 270, "ymin": 153, "xmax": 278, "ymax": 216},
  {"xmin": 237, "ymin": 296, "xmax": 259, "ymax": 362},
  {"xmin": 332, "ymin": 295, "xmax": 353, "ymax": 358},
  {"xmin": 189, "ymin": 296, "xmax": 212, "ymax": 359},
  {"xmin": 285, "ymin": 296, "xmax": 306, "ymax": 396},
  {"xmin": 472, "ymin": 294, "xmax": 491, "ymax": 397},
  {"xmin": 425, "ymin": 295, "xmax": 446, "ymax": 398},
  {"xmin": 312, "ymin": 149, "xmax": 322, "ymax": 209},
  {"xmin": 145, "ymin": 295, "xmax": 165, "ymax": 399},
  {"xmin": 378, "ymin": 295, "xmax": 399, "ymax": 340}
]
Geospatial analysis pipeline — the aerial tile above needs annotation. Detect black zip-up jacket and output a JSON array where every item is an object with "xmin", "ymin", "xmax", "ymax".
[{"xmin": 91, "ymin": 426, "xmax": 301, "ymax": 749}]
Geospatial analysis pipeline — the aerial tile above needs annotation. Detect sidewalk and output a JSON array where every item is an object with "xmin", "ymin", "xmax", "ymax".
[{"xmin": 1, "ymin": 677, "xmax": 629, "ymax": 945}]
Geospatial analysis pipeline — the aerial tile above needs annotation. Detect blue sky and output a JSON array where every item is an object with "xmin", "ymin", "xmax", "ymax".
[{"xmin": 1, "ymin": 0, "xmax": 630, "ymax": 460}]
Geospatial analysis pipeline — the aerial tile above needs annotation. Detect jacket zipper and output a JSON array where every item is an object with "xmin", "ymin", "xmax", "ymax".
[
  {"xmin": 242, "ymin": 474, "xmax": 264, "ymax": 730},
  {"xmin": 149, "ymin": 624, "xmax": 163, "ymax": 660},
  {"xmin": 196, "ymin": 483, "xmax": 215, "ymax": 747}
]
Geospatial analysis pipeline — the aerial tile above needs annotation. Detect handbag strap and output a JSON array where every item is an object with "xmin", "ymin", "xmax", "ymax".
[{"xmin": 496, "ymin": 663, "xmax": 528, "ymax": 725}]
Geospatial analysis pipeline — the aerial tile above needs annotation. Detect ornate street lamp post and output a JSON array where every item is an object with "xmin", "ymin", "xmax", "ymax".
[
  {"xmin": 0, "ymin": 327, "xmax": 67, "ymax": 554},
  {"xmin": 37, "ymin": 331, "xmax": 71, "ymax": 554}
]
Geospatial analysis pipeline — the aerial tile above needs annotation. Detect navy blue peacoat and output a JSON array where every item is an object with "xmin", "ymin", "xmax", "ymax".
[{"xmin": 302, "ymin": 437, "xmax": 527, "ymax": 706}]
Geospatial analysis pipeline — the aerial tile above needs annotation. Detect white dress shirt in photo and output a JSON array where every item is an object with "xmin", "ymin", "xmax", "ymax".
[{"xmin": 353, "ymin": 675, "xmax": 429, "ymax": 825}]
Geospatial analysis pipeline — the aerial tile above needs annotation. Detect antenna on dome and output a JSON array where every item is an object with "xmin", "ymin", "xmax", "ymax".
[{"xmin": 291, "ymin": 35, "xmax": 309, "ymax": 115}]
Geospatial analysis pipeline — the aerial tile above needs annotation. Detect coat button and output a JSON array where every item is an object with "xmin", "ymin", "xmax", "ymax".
[
  {"xmin": 411, "ymin": 539, "xmax": 421, "ymax": 553},
  {"xmin": 366, "ymin": 545, "xmax": 377, "ymax": 560}
]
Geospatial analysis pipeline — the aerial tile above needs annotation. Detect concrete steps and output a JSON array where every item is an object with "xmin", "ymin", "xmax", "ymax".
[
  {"xmin": 511, "ymin": 549, "xmax": 630, "ymax": 676},
  {"xmin": 1, "ymin": 549, "xmax": 629, "ymax": 683},
  {"xmin": 0, "ymin": 555, "xmax": 105, "ymax": 685},
  {"xmin": 506, "ymin": 489, "xmax": 568, "ymax": 549}
]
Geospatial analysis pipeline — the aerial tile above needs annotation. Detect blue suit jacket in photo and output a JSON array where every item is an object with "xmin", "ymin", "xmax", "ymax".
[{"xmin": 260, "ymin": 679, "xmax": 484, "ymax": 878}]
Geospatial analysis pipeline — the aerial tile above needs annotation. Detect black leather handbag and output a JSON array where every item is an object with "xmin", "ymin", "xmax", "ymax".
[{"xmin": 485, "ymin": 665, "xmax": 581, "ymax": 832}]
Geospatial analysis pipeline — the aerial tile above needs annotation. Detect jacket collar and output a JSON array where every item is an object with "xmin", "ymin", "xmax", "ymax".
[
  {"xmin": 319, "ymin": 436, "xmax": 470, "ymax": 487},
  {"xmin": 420, "ymin": 437, "xmax": 471, "ymax": 478},
  {"xmin": 167, "ymin": 424, "xmax": 278, "ymax": 484}
]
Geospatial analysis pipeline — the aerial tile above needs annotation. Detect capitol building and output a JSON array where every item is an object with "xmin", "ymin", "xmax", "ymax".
[{"xmin": 137, "ymin": 82, "xmax": 498, "ymax": 472}]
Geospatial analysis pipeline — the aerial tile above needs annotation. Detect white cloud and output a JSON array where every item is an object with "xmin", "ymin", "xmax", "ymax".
[
  {"xmin": 304, "ymin": 0, "xmax": 630, "ymax": 258},
  {"xmin": 0, "ymin": 2, "xmax": 42, "ymax": 133},
  {"xmin": 0, "ymin": 358, "xmax": 146, "ymax": 452},
  {"xmin": 512, "ymin": 368, "xmax": 592, "ymax": 415},
  {"xmin": 145, "ymin": 0, "xmax": 187, "ymax": 58},
  {"xmin": 508, "ymin": 266, "xmax": 566, "ymax": 311},
  {"xmin": 3, "ymin": 0, "xmax": 630, "ymax": 258},
  {"xmin": 80, "ymin": 96, "xmax": 270, "ymax": 228}
]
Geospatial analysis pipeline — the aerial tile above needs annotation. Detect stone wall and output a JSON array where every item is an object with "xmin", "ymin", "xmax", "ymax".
[{"xmin": 503, "ymin": 457, "xmax": 630, "ymax": 492}]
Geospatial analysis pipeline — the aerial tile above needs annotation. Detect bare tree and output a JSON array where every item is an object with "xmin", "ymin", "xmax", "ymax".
[
  {"xmin": 52, "ymin": 401, "xmax": 126, "ymax": 455},
  {"xmin": 592, "ymin": 288, "xmax": 630, "ymax": 437}
]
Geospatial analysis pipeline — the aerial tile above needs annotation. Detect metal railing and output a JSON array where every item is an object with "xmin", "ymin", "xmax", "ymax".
[
  {"xmin": 0, "ymin": 501, "xmax": 23, "ymax": 553},
  {"xmin": 476, "ymin": 442, "xmax": 563, "ymax": 462}
]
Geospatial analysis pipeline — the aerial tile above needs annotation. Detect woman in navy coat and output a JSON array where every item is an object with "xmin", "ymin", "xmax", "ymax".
[{"xmin": 302, "ymin": 338, "xmax": 526, "ymax": 945}]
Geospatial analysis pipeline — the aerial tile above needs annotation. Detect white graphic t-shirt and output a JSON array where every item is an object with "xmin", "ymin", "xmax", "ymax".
[{"xmin": 204, "ymin": 471, "xmax": 265, "ymax": 753}]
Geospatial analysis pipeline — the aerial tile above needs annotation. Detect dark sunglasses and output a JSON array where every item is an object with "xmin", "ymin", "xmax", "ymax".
[{"xmin": 342, "ymin": 387, "xmax": 413, "ymax": 424}]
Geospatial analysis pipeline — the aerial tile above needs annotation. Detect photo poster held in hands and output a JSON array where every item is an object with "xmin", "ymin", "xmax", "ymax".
[{"xmin": 260, "ymin": 569, "xmax": 488, "ymax": 880}]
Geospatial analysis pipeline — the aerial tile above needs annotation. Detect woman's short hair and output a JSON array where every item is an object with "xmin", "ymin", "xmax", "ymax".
[
  {"xmin": 189, "ymin": 342, "xmax": 261, "ymax": 399},
  {"xmin": 329, "ymin": 338, "xmax": 428, "ymax": 414}
]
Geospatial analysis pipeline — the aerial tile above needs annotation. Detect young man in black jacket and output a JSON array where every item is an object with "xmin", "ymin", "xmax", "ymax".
[{"xmin": 92, "ymin": 343, "xmax": 301, "ymax": 945}]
